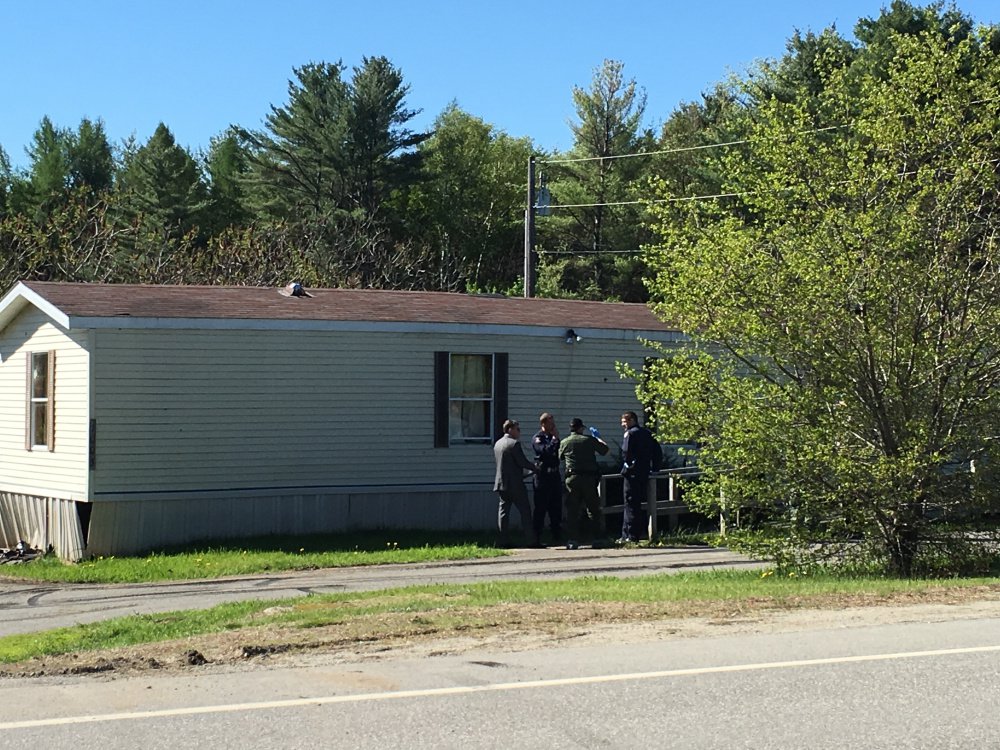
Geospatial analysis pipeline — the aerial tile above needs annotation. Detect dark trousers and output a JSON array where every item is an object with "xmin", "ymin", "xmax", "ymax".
[
  {"xmin": 532, "ymin": 477, "xmax": 562, "ymax": 541},
  {"xmin": 565, "ymin": 474, "xmax": 603, "ymax": 542},
  {"xmin": 622, "ymin": 473, "xmax": 649, "ymax": 541},
  {"xmin": 497, "ymin": 488, "xmax": 532, "ymax": 542}
]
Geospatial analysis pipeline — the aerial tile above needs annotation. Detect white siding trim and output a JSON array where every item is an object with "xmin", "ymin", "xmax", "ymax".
[
  {"xmin": 0, "ymin": 482, "xmax": 87, "ymax": 501},
  {"xmin": 0, "ymin": 283, "xmax": 70, "ymax": 332}
]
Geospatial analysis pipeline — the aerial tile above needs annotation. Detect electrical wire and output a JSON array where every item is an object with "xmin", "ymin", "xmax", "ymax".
[
  {"xmin": 539, "ymin": 125, "xmax": 844, "ymax": 165},
  {"xmin": 538, "ymin": 249, "xmax": 645, "ymax": 255},
  {"xmin": 537, "ymin": 191, "xmax": 747, "ymax": 210},
  {"xmin": 536, "ymin": 95, "xmax": 1000, "ymax": 207},
  {"xmin": 534, "ymin": 161, "xmax": 1000, "ymax": 210},
  {"xmin": 540, "ymin": 95, "xmax": 1000, "ymax": 168}
]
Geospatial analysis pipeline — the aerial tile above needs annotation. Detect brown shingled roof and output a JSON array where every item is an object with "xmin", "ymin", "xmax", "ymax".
[{"xmin": 20, "ymin": 281, "xmax": 677, "ymax": 332}]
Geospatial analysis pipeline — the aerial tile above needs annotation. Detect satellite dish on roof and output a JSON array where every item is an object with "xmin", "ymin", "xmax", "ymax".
[{"xmin": 278, "ymin": 282, "xmax": 313, "ymax": 298}]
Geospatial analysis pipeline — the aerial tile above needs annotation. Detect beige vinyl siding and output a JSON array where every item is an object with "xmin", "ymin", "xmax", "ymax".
[
  {"xmin": 0, "ymin": 308, "xmax": 89, "ymax": 499},
  {"xmin": 90, "ymin": 326, "xmax": 678, "ymax": 497}
]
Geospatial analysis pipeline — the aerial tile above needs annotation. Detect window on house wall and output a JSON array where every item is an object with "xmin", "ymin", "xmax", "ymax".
[
  {"xmin": 434, "ymin": 351, "xmax": 508, "ymax": 447},
  {"xmin": 449, "ymin": 354, "xmax": 493, "ymax": 443},
  {"xmin": 27, "ymin": 351, "xmax": 55, "ymax": 451}
]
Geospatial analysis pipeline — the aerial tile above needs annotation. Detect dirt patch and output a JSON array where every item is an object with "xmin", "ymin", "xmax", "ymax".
[{"xmin": 4, "ymin": 586, "xmax": 1000, "ymax": 680}]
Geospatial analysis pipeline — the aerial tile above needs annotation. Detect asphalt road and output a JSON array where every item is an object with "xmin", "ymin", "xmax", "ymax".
[
  {"xmin": 0, "ymin": 545, "xmax": 763, "ymax": 636},
  {"xmin": 1, "ymin": 610, "xmax": 997, "ymax": 748}
]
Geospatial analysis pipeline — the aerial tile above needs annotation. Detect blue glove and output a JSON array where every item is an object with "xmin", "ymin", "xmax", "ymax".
[{"xmin": 589, "ymin": 426, "xmax": 601, "ymax": 438}]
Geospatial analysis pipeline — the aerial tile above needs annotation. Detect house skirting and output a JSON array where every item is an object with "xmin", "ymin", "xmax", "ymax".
[
  {"xmin": 80, "ymin": 486, "xmax": 498, "ymax": 557},
  {"xmin": 0, "ymin": 492, "xmax": 86, "ymax": 560}
]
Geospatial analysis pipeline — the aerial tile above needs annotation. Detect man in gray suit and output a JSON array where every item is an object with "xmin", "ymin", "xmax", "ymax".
[{"xmin": 493, "ymin": 419, "xmax": 539, "ymax": 547}]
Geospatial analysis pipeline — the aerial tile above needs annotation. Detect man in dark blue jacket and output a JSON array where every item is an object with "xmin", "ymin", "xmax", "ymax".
[
  {"xmin": 620, "ymin": 411, "xmax": 655, "ymax": 543},
  {"xmin": 531, "ymin": 412, "xmax": 562, "ymax": 545}
]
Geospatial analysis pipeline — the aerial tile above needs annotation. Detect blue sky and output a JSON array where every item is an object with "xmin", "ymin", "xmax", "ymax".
[{"xmin": 2, "ymin": 1, "xmax": 998, "ymax": 170}]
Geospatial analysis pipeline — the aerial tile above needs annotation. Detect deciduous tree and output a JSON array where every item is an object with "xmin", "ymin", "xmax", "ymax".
[
  {"xmin": 405, "ymin": 104, "xmax": 532, "ymax": 291},
  {"xmin": 640, "ymin": 12, "xmax": 1000, "ymax": 576}
]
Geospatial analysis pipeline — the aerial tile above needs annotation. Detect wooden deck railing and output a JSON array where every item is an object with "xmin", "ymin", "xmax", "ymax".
[{"xmin": 598, "ymin": 468, "xmax": 701, "ymax": 538}]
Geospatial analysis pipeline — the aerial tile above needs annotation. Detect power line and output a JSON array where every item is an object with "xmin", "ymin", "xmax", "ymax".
[
  {"xmin": 537, "ymin": 159, "xmax": 1000, "ymax": 211},
  {"xmin": 527, "ymin": 99, "xmax": 1000, "ymax": 263},
  {"xmin": 541, "ymin": 140, "xmax": 746, "ymax": 165},
  {"xmin": 541, "ymin": 95, "xmax": 1000, "ymax": 168},
  {"xmin": 539, "ymin": 251, "xmax": 641, "ymax": 256},
  {"xmin": 537, "ymin": 97, "xmax": 1000, "ymax": 207},
  {"xmin": 539, "ymin": 191, "xmax": 746, "ymax": 210},
  {"xmin": 540, "ymin": 125, "xmax": 844, "ymax": 166}
]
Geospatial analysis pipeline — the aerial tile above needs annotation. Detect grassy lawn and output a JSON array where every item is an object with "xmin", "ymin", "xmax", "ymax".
[
  {"xmin": 1, "ymin": 569, "xmax": 998, "ymax": 665},
  {"xmin": 0, "ymin": 530, "xmax": 507, "ymax": 584}
]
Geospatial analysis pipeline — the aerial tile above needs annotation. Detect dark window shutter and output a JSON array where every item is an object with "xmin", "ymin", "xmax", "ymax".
[
  {"xmin": 433, "ymin": 351, "xmax": 449, "ymax": 448},
  {"xmin": 493, "ymin": 352, "xmax": 509, "ymax": 442},
  {"xmin": 89, "ymin": 418, "xmax": 97, "ymax": 470}
]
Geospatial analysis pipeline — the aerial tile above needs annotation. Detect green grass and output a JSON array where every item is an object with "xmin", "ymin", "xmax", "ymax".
[
  {"xmin": 1, "ymin": 569, "xmax": 997, "ymax": 664},
  {"xmin": 0, "ymin": 531, "xmax": 507, "ymax": 584}
]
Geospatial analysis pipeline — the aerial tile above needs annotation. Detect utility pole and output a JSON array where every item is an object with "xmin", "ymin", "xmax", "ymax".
[{"xmin": 524, "ymin": 156, "xmax": 536, "ymax": 298}]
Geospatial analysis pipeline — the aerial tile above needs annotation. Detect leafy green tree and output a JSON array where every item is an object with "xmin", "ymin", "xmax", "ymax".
[
  {"xmin": 651, "ymin": 81, "xmax": 750, "ymax": 213},
  {"xmin": 539, "ymin": 59, "xmax": 653, "ymax": 301},
  {"xmin": 405, "ymin": 104, "xmax": 532, "ymax": 291},
  {"xmin": 0, "ymin": 192, "xmax": 134, "ymax": 288},
  {"xmin": 753, "ymin": 27, "xmax": 858, "ymax": 105},
  {"xmin": 854, "ymin": 0, "xmax": 976, "ymax": 55},
  {"xmin": 639, "ymin": 14, "xmax": 1000, "ymax": 576}
]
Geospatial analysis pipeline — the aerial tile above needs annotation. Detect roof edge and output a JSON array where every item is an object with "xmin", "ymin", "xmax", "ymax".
[{"xmin": 0, "ymin": 282, "xmax": 72, "ymax": 332}]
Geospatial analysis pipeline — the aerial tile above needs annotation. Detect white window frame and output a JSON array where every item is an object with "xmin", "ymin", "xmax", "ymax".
[
  {"xmin": 448, "ymin": 353, "xmax": 494, "ymax": 444},
  {"xmin": 27, "ymin": 350, "xmax": 54, "ymax": 451}
]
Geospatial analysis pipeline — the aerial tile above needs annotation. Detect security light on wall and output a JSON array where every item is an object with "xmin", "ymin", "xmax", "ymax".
[{"xmin": 565, "ymin": 329, "xmax": 581, "ymax": 344}]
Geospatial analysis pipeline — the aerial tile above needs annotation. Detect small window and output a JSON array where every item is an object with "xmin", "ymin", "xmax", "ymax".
[
  {"xmin": 26, "ymin": 351, "xmax": 55, "ymax": 451},
  {"xmin": 434, "ymin": 351, "xmax": 508, "ymax": 447},
  {"xmin": 449, "ymin": 354, "xmax": 493, "ymax": 443}
]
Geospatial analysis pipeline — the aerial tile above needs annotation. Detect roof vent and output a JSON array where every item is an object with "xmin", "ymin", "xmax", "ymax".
[{"xmin": 279, "ymin": 282, "xmax": 313, "ymax": 298}]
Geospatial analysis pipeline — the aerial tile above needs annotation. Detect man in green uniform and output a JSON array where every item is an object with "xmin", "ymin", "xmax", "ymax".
[{"xmin": 558, "ymin": 417, "xmax": 610, "ymax": 550}]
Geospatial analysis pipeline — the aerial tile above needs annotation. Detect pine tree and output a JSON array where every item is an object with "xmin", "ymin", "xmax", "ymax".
[
  {"xmin": 540, "ymin": 60, "xmax": 653, "ymax": 301},
  {"xmin": 118, "ymin": 123, "xmax": 208, "ymax": 240},
  {"xmin": 68, "ymin": 118, "xmax": 114, "ymax": 194}
]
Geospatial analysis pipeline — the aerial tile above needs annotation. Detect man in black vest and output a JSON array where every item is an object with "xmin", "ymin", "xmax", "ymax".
[{"xmin": 620, "ymin": 411, "xmax": 655, "ymax": 543}]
